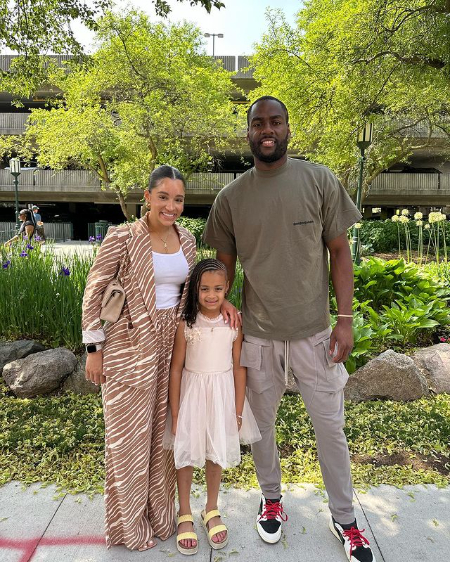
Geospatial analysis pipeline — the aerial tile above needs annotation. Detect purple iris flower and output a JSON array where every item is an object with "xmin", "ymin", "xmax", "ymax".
[
  {"xmin": 60, "ymin": 266, "xmax": 70, "ymax": 276},
  {"xmin": 34, "ymin": 235, "xmax": 41, "ymax": 241},
  {"xmin": 20, "ymin": 251, "xmax": 28, "ymax": 258},
  {"xmin": 89, "ymin": 236, "xmax": 95, "ymax": 243},
  {"xmin": 2, "ymin": 260, "xmax": 11, "ymax": 269},
  {"xmin": 96, "ymin": 234, "xmax": 103, "ymax": 241},
  {"xmin": 27, "ymin": 244, "xmax": 34, "ymax": 250}
]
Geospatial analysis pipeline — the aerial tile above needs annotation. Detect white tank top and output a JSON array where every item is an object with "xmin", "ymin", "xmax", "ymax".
[{"xmin": 152, "ymin": 248, "xmax": 189, "ymax": 309}]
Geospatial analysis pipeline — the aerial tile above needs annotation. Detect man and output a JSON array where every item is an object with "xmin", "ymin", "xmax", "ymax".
[
  {"xmin": 203, "ymin": 96, "xmax": 374, "ymax": 562},
  {"xmin": 32, "ymin": 204, "xmax": 46, "ymax": 241}
]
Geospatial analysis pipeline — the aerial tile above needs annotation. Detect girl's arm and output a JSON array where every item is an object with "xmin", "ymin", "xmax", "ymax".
[
  {"xmin": 232, "ymin": 327, "xmax": 246, "ymax": 430},
  {"xmin": 169, "ymin": 320, "xmax": 187, "ymax": 435},
  {"xmin": 25, "ymin": 224, "xmax": 34, "ymax": 238}
]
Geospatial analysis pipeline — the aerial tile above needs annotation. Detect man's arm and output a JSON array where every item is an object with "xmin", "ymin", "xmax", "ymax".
[
  {"xmin": 217, "ymin": 251, "xmax": 237, "ymax": 289},
  {"xmin": 326, "ymin": 233, "xmax": 354, "ymax": 363}
]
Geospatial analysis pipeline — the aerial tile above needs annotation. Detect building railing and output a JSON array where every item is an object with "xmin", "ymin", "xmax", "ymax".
[
  {"xmin": 369, "ymin": 173, "xmax": 450, "ymax": 195},
  {"xmin": 0, "ymin": 113, "xmax": 29, "ymax": 134},
  {"xmin": 0, "ymin": 222, "xmax": 73, "ymax": 242},
  {"xmin": 0, "ymin": 169, "xmax": 242, "ymax": 193},
  {"xmin": 0, "ymin": 54, "xmax": 74, "ymax": 72}
]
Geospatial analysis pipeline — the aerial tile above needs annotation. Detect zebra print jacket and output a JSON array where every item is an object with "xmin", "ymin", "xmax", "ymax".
[{"xmin": 82, "ymin": 216, "xmax": 196, "ymax": 389}]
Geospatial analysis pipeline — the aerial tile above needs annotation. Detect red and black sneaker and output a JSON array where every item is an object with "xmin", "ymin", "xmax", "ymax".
[
  {"xmin": 256, "ymin": 495, "xmax": 288, "ymax": 544},
  {"xmin": 330, "ymin": 517, "xmax": 375, "ymax": 562}
]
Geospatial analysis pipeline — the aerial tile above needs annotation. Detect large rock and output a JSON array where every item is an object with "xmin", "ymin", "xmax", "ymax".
[
  {"xmin": 0, "ymin": 340, "xmax": 46, "ymax": 373},
  {"xmin": 412, "ymin": 343, "xmax": 450, "ymax": 394},
  {"xmin": 3, "ymin": 348, "xmax": 77, "ymax": 398},
  {"xmin": 62, "ymin": 352, "xmax": 100, "ymax": 395},
  {"xmin": 345, "ymin": 349, "xmax": 429, "ymax": 402}
]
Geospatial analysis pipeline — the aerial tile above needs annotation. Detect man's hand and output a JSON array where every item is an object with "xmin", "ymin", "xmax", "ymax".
[
  {"xmin": 221, "ymin": 299, "xmax": 242, "ymax": 329},
  {"xmin": 85, "ymin": 351, "xmax": 106, "ymax": 385},
  {"xmin": 329, "ymin": 318, "xmax": 353, "ymax": 363}
]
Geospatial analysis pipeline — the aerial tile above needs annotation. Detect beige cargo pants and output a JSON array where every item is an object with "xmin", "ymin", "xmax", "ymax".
[{"xmin": 240, "ymin": 326, "xmax": 355, "ymax": 525}]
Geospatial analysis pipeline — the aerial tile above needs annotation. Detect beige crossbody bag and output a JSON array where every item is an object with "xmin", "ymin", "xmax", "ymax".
[{"xmin": 100, "ymin": 224, "xmax": 132, "ymax": 323}]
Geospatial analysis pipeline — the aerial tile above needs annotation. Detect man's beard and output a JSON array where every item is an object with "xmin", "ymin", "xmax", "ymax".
[{"xmin": 249, "ymin": 134, "xmax": 289, "ymax": 163}]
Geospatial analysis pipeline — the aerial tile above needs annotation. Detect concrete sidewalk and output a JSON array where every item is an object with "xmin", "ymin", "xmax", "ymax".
[{"xmin": 0, "ymin": 482, "xmax": 448, "ymax": 562}]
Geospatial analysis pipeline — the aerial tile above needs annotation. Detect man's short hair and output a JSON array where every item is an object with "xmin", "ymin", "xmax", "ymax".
[{"xmin": 246, "ymin": 96, "xmax": 289, "ymax": 126}]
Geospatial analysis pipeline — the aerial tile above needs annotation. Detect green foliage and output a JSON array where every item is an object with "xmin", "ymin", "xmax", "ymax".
[
  {"xmin": 0, "ymin": 242, "xmax": 93, "ymax": 351},
  {"xmin": 24, "ymin": 10, "xmax": 241, "ymax": 219},
  {"xmin": 250, "ymin": 1, "xmax": 450, "ymax": 196},
  {"xmin": 177, "ymin": 217, "xmax": 207, "ymax": 245},
  {"xmin": 1, "ymin": 388, "xmax": 447, "ymax": 493}
]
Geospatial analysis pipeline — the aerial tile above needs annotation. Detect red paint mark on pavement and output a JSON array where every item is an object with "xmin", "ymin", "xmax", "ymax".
[{"xmin": 0, "ymin": 535, "xmax": 105, "ymax": 562}]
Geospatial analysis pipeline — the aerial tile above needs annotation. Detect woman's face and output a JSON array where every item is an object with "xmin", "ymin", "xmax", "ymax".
[
  {"xmin": 19, "ymin": 213, "xmax": 26, "ymax": 222},
  {"xmin": 144, "ymin": 178, "xmax": 185, "ymax": 228}
]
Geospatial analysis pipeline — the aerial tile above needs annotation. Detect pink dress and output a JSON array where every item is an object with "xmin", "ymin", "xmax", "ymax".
[{"xmin": 163, "ymin": 313, "xmax": 261, "ymax": 469}]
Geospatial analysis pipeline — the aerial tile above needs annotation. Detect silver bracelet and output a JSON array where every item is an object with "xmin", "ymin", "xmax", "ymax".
[{"xmin": 337, "ymin": 314, "xmax": 353, "ymax": 318}]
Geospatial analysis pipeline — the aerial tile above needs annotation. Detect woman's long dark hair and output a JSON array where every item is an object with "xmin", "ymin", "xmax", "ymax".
[{"xmin": 183, "ymin": 258, "xmax": 228, "ymax": 328}]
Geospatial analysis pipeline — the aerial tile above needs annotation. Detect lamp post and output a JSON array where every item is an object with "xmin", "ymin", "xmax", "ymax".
[
  {"xmin": 9, "ymin": 158, "xmax": 21, "ymax": 232},
  {"xmin": 351, "ymin": 123, "xmax": 373, "ymax": 264},
  {"xmin": 204, "ymin": 33, "xmax": 224, "ymax": 56}
]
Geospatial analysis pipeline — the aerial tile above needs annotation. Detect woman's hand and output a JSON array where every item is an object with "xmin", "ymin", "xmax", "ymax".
[
  {"xmin": 236, "ymin": 413, "xmax": 243, "ymax": 431},
  {"xmin": 85, "ymin": 351, "xmax": 106, "ymax": 385},
  {"xmin": 221, "ymin": 299, "xmax": 242, "ymax": 329}
]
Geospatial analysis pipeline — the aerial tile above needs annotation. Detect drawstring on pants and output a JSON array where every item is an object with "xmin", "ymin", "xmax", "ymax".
[{"xmin": 284, "ymin": 340, "xmax": 290, "ymax": 386}]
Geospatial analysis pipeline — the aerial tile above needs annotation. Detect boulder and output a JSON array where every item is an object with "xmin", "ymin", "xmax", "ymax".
[
  {"xmin": 3, "ymin": 348, "xmax": 77, "ymax": 398},
  {"xmin": 62, "ymin": 352, "xmax": 100, "ymax": 395},
  {"xmin": 344, "ymin": 349, "xmax": 428, "ymax": 402},
  {"xmin": 412, "ymin": 343, "xmax": 450, "ymax": 394},
  {"xmin": 0, "ymin": 340, "xmax": 46, "ymax": 373}
]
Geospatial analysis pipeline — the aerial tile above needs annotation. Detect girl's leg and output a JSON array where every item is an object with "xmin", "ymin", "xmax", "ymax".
[
  {"xmin": 177, "ymin": 466, "xmax": 197, "ymax": 550},
  {"xmin": 205, "ymin": 461, "xmax": 227, "ymax": 544}
]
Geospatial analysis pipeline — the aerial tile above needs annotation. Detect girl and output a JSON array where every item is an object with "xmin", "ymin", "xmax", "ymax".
[{"xmin": 165, "ymin": 258, "xmax": 261, "ymax": 555}]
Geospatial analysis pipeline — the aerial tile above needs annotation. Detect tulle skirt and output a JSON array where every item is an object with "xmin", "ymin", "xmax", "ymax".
[{"xmin": 163, "ymin": 368, "xmax": 261, "ymax": 469}]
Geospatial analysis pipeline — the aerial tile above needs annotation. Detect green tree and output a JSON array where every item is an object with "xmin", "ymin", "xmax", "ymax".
[
  {"xmin": 250, "ymin": 1, "xmax": 450, "ymax": 199},
  {"xmin": 0, "ymin": 0, "xmax": 225, "ymax": 97},
  {"xmin": 22, "ymin": 11, "xmax": 240, "ymax": 219}
]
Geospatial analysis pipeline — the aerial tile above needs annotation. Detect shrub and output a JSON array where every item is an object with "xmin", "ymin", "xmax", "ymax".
[{"xmin": 176, "ymin": 216, "xmax": 207, "ymax": 245}]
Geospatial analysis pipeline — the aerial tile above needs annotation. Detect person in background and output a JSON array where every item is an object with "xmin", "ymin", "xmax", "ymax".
[
  {"xmin": 32, "ymin": 205, "xmax": 46, "ymax": 241},
  {"xmin": 4, "ymin": 209, "xmax": 35, "ymax": 246}
]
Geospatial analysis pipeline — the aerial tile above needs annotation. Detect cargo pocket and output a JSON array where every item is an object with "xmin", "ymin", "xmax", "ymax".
[
  {"xmin": 240, "ymin": 337, "xmax": 273, "ymax": 394},
  {"xmin": 313, "ymin": 331, "xmax": 348, "ymax": 391}
]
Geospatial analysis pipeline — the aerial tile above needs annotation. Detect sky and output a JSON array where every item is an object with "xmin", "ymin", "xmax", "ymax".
[{"xmin": 74, "ymin": 0, "xmax": 303, "ymax": 55}]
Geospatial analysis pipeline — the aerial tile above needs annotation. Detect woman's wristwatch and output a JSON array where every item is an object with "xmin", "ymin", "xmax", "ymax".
[{"xmin": 86, "ymin": 343, "xmax": 103, "ymax": 353}]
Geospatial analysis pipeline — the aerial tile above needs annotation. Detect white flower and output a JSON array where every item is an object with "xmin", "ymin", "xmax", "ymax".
[
  {"xmin": 401, "ymin": 209, "xmax": 409, "ymax": 216},
  {"xmin": 414, "ymin": 212, "xmax": 423, "ymax": 220},
  {"xmin": 395, "ymin": 209, "xmax": 400, "ymax": 215},
  {"xmin": 391, "ymin": 215, "xmax": 399, "ymax": 222},
  {"xmin": 429, "ymin": 212, "xmax": 445, "ymax": 223},
  {"xmin": 416, "ymin": 220, "xmax": 423, "ymax": 226},
  {"xmin": 424, "ymin": 224, "xmax": 430, "ymax": 229},
  {"xmin": 354, "ymin": 222, "xmax": 362, "ymax": 229},
  {"xmin": 399, "ymin": 215, "xmax": 409, "ymax": 223},
  {"xmin": 372, "ymin": 207, "xmax": 381, "ymax": 214}
]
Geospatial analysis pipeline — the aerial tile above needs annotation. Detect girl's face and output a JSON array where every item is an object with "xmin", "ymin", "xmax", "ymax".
[
  {"xmin": 144, "ymin": 178, "xmax": 185, "ymax": 229},
  {"xmin": 198, "ymin": 270, "xmax": 229, "ymax": 315}
]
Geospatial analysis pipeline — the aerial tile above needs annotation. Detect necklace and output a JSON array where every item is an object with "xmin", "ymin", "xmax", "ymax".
[{"xmin": 148, "ymin": 220, "xmax": 171, "ymax": 253}]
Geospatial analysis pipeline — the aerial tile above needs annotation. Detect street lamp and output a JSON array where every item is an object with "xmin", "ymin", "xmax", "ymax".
[
  {"xmin": 9, "ymin": 157, "xmax": 21, "ymax": 232},
  {"xmin": 351, "ymin": 123, "xmax": 373, "ymax": 264},
  {"xmin": 204, "ymin": 33, "xmax": 224, "ymax": 57}
]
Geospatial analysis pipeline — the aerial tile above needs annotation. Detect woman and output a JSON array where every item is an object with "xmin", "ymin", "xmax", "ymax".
[
  {"xmin": 4, "ymin": 209, "xmax": 35, "ymax": 245},
  {"xmin": 82, "ymin": 164, "xmax": 239, "ymax": 551}
]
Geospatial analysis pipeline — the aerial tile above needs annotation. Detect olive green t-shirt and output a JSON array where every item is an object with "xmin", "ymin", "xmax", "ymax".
[{"xmin": 203, "ymin": 158, "xmax": 361, "ymax": 340}]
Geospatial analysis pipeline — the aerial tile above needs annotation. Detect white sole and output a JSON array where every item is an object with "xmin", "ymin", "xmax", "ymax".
[{"xmin": 256, "ymin": 518, "xmax": 281, "ymax": 544}]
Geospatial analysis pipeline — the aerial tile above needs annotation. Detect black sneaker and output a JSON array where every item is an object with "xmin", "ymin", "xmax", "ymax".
[
  {"xmin": 256, "ymin": 495, "xmax": 288, "ymax": 544},
  {"xmin": 330, "ymin": 517, "xmax": 375, "ymax": 562}
]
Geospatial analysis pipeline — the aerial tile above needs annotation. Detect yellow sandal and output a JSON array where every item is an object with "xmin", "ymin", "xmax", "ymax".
[
  {"xmin": 200, "ymin": 509, "xmax": 228, "ymax": 550},
  {"xmin": 176, "ymin": 513, "xmax": 198, "ymax": 556}
]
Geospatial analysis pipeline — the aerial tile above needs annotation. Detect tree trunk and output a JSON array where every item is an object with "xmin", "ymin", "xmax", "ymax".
[{"xmin": 117, "ymin": 192, "xmax": 130, "ymax": 221}]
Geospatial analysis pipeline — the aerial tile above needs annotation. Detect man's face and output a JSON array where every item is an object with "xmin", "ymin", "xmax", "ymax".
[{"xmin": 247, "ymin": 100, "xmax": 290, "ymax": 164}]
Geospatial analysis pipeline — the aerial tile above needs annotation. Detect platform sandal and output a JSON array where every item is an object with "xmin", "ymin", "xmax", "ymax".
[
  {"xmin": 200, "ymin": 509, "xmax": 228, "ymax": 550},
  {"xmin": 176, "ymin": 513, "xmax": 198, "ymax": 556}
]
